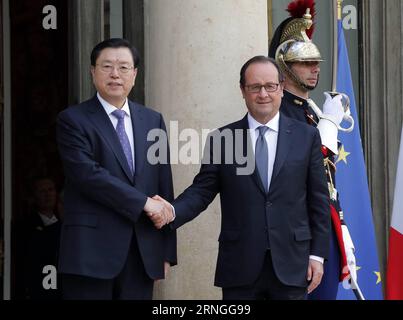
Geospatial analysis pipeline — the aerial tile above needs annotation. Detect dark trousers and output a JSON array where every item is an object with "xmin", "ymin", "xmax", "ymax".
[
  {"xmin": 61, "ymin": 234, "xmax": 153, "ymax": 300},
  {"xmin": 222, "ymin": 251, "xmax": 307, "ymax": 300}
]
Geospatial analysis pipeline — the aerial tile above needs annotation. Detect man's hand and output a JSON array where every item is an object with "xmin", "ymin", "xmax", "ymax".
[
  {"xmin": 316, "ymin": 93, "xmax": 344, "ymax": 154},
  {"xmin": 307, "ymin": 259, "xmax": 324, "ymax": 294},
  {"xmin": 322, "ymin": 92, "xmax": 344, "ymax": 126},
  {"xmin": 144, "ymin": 196, "xmax": 173, "ymax": 229},
  {"xmin": 341, "ymin": 225, "xmax": 357, "ymax": 289},
  {"xmin": 164, "ymin": 261, "xmax": 170, "ymax": 278},
  {"xmin": 153, "ymin": 195, "xmax": 174, "ymax": 227},
  {"xmin": 152, "ymin": 195, "xmax": 171, "ymax": 208}
]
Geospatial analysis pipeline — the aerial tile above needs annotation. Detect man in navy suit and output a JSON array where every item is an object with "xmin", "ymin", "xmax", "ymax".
[
  {"xmin": 150, "ymin": 56, "xmax": 330, "ymax": 300},
  {"xmin": 56, "ymin": 38, "xmax": 176, "ymax": 300}
]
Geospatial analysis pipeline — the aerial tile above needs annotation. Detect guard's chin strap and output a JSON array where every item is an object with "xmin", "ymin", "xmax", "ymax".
[
  {"xmin": 285, "ymin": 68, "xmax": 312, "ymax": 92},
  {"xmin": 278, "ymin": 57, "xmax": 313, "ymax": 92}
]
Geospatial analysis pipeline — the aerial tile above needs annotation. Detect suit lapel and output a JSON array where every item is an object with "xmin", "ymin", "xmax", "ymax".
[
  {"xmin": 86, "ymin": 96, "xmax": 134, "ymax": 181},
  {"xmin": 129, "ymin": 101, "xmax": 147, "ymax": 177},
  {"xmin": 270, "ymin": 114, "xmax": 293, "ymax": 186}
]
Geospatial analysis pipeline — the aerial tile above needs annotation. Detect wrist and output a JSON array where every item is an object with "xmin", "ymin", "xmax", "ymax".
[{"xmin": 144, "ymin": 197, "xmax": 153, "ymax": 211}]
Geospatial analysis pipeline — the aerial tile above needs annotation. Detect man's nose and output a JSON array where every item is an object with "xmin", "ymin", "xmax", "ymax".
[
  {"xmin": 110, "ymin": 66, "xmax": 120, "ymax": 77},
  {"xmin": 258, "ymin": 86, "xmax": 269, "ymax": 97}
]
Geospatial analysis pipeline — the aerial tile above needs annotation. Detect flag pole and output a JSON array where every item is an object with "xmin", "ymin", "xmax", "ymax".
[
  {"xmin": 331, "ymin": 0, "xmax": 341, "ymax": 92},
  {"xmin": 333, "ymin": 0, "xmax": 365, "ymax": 300},
  {"xmin": 329, "ymin": 0, "xmax": 355, "ymax": 132}
]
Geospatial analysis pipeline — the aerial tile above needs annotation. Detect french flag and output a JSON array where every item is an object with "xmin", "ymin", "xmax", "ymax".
[{"xmin": 386, "ymin": 128, "xmax": 403, "ymax": 300}]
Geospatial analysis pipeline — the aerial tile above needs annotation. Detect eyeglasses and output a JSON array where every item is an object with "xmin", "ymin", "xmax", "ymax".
[
  {"xmin": 244, "ymin": 83, "xmax": 281, "ymax": 93},
  {"xmin": 96, "ymin": 63, "xmax": 135, "ymax": 74}
]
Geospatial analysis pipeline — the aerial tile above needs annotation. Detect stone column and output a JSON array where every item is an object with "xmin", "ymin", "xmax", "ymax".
[
  {"xmin": 361, "ymin": 0, "xmax": 403, "ymax": 283},
  {"xmin": 123, "ymin": 0, "xmax": 145, "ymax": 104},
  {"xmin": 68, "ymin": 0, "xmax": 104, "ymax": 105},
  {"xmin": 144, "ymin": 0, "xmax": 268, "ymax": 299}
]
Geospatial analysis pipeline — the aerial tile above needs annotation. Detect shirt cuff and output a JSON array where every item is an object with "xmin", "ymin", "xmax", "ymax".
[
  {"xmin": 170, "ymin": 204, "xmax": 176, "ymax": 222},
  {"xmin": 309, "ymin": 255, "xmax": 324, "ymax": 264}
]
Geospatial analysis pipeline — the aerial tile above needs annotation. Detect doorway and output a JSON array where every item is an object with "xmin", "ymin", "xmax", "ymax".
[
  {"xmin": 0, "ymin": 0, "xmax": 4, "ymax": 300},
  {"xmin": 8, "ymin": 0, "xmax": 67, "ymax": 299},
  {"xmin": 3, "ymin": 0, "xmax": 145, "ymax": 299}
]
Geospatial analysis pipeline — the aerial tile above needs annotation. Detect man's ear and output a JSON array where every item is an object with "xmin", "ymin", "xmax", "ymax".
[
  {"xmin": 133, "ymin": 68, "xmax": 138, "ymax": 86},
  {"xmin": 90, "ymin": 66, "xmax": 96, "ymax": 81},
  {"xmin": 279, "ymin": 83, "xmax": 284, "ymax": 98},
  {"xmin": 240, "ymin": 85, "xmax": 246, "ymax": 99}
]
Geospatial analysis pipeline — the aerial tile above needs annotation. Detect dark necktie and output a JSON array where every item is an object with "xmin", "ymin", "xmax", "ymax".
[
  {"xmin": 112, "ymin": 109, "xmax": 134, "ymax": 174},
  {"xmin": 256, "ymin": 126, "xmax": 269, "ymax": 193}
]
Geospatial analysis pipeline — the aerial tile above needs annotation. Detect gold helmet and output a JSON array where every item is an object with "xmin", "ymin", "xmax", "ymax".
[{"xmin": 269, "ymin": 0, "xmax": 323, "ymax": 90}]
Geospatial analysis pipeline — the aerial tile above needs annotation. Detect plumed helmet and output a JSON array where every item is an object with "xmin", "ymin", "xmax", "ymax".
[{"xmin": 269, "ymin": 0, "xmax": 323, "ymax": 90}]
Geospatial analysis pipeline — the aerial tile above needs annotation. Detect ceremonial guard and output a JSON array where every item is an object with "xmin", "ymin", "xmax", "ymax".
[{"xmin": 269, "ymin": 0, "xmax": 357, "ymax": 299}]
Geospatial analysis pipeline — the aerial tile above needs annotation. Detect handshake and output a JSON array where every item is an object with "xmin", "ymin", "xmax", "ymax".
[{"xmin": 144, "ymin": 195, "xmax": 174, "ymax": 229}]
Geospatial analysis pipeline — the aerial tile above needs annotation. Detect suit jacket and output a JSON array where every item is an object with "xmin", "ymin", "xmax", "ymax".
[
  {"xmin": 15, "ymin": 212, "xmax": 61, "ymax": 299},
  {"xmin": 56, "ymin": 95, "xmax": 176, "ymax": 280},
  {"xmin": 171, "ymin": 113, "xmax": 330, "ymax": 288}
]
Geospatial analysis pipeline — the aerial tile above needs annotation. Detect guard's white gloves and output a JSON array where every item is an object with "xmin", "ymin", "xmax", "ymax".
[
  {"xmin": 316, "ymin": 93, "xmax": 344, "ymax": 155},
  {"xmin": 341, "ymin": 224, "xmax": 358, "ymax": 289}
]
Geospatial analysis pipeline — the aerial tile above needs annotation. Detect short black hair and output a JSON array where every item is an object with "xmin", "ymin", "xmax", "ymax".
[
  {"xmin": 240, "ymin": 56, "xmax": 284, "ymax": 87},
  {"xmin": 31, "ymin": 176, "xmax": 56, "ymax": 194},
  {"xmin": 90, "ymin": 38, "xmax": 140, "ymax": 68}
]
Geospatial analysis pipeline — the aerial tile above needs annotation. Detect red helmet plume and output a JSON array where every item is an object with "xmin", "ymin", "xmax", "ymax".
[{"xmin": 286, "ymin": 0, "xmax": 316, "ymax": 39}]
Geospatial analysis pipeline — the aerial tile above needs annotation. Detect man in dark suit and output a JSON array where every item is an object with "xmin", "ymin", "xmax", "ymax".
[
  {"xmin": 15, "ymin": 177, "xmax": 62, "ymax": 300},
  {"xmin": 150, "ymin": 56, "xmax": 330, "ymax": 300},
  {"xmin": 56, "ymin": 38, "xmax": 176, "ymax": 300}
]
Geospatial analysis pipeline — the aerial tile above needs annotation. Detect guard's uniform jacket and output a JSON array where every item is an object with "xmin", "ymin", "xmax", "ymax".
[{"xmin": 280, "ymin": 89, "xmax": 349, "ymax": 282}]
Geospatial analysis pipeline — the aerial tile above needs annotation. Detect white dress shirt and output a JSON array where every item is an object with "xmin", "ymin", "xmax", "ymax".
[
  {"xmin": 247, "ymin": 112, "xmax": 279, "ymax": 191},
  {"xmin": 97, "ymin": 92, "xmax": 135, "ymax": 169},
  {"xmin": 38, "ymin": 212, "xmax": 58, "ymax": 227},
  {"xmin": 248, "ymin": 112, "xmax": 323, "ymax": 264}
]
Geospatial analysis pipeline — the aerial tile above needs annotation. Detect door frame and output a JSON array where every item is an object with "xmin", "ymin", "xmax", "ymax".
[{"xmin": 2, "ymin": 0, "xmax": 12, "ymax": 300}]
